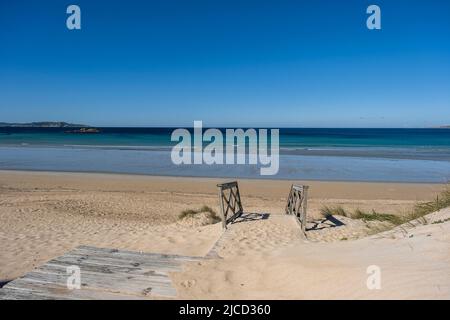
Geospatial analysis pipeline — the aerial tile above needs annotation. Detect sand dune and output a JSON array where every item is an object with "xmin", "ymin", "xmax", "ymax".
[
  {"xmin": 0, "ymin": 170, "xmax": 448, "ymax": 299},
  {"xmin": 173, "ymin": 209, "xmax": 450, "ymax": 299}
]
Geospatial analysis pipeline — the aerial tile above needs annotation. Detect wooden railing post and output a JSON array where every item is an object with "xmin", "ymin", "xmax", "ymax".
[
  {"xmin": 217, "ymin": 187, "xmax": 227, "ymax": 229},
  {"xmin": 285, "ymin": 184, "xmax": 309, "ymax": 236},
  {"xmin": 217, "ymin": 181, "xmax": 244, "ymax": 229},
  {"xmin": 300, "ymin": 186, "xmax": 309, "ymax": 234}
]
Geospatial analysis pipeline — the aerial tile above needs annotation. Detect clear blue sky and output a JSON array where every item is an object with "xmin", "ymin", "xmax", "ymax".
[{"xmin": 0, "ymin": 0, "xmax": 449, "ymax": 127}]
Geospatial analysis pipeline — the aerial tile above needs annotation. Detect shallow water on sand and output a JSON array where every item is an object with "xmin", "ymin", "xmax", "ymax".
[{"xmin": 1, "ymin": 146, "xmax": 449, "ymax": 183}]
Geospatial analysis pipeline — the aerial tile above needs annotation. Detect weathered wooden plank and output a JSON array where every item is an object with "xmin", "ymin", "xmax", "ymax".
[
  {"xmin": 49, "ymin": 253, "xmax": 183, "ymax": 272},
  {"xmin": 0, "ymin": 245, "xmax": 205, "ymax": 299},
  {"xmin": 7, "ymin": 271, "xmax": 176, "ymax": 298},
  {"xmin": 75, "ymin": 245, "xmax": 203, "ymax": 262},
  {"xmin": 58, "ymin": 250, "xmax": 184, "ymax": 266},
  {"xmin": 2, "ymin": 280, "xmax": 148, "ymax": 300},
  {"xmin": 0, "ymin": 287, "xmax": 57, "ymax": 300},
  {"xmin": 11, "ymin": 273, "xmax": 168, "ymax": 293},
  {"xmin": 70, "ymin": 248, "xmax": 175, "ymax": 262},
  {"xmin": 35, "ymin": 264, "xmax": 173, "ymax": 286},
  {"xmin": 216, "ymin": 181, "xmax": 238, "ymax": 189},
  {"xmin": 25, "ymin": 265, "xmax": 174, "ymax": 288},
  {"xmin": 44, "ymin": 260, "xmax": 169, "ymax": 278}
]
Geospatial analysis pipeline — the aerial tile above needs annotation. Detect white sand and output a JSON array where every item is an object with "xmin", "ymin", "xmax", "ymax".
[
  {"xmin": 173, "ymin": 208, "xmax": 450, "ymax": 299},
  {"xmin": 0, "ymin": 170, "xmax": 449, "ymax": 299}
]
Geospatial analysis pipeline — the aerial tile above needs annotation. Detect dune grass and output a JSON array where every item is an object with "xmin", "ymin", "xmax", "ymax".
[
  {"xmin": 352, "ymin": 209, "xmax": 404, "ymax": 225},
  {"xmin": 408, "ymin": 187, "xmax": 450, "ymax": 220},
  {"xmin": 432, "ymin": 217, "xmax": 450, "ymax": 224},
  {"xmin": 320, "ymin": 206, "xmax": 402, "ymax": 224},
  {"xmin": 319, "ymin": 206, "xmax": 347, "ymax": 218},
  {"xmin": 179, "ymin": 205, "xmax": 221, "ymax": 223},
  {"xmin": 320, "ymin": 184, "xmax": 450, "ymax": 227}
]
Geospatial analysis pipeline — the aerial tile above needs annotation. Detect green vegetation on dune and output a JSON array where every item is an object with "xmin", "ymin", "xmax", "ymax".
[
  {"xmin": 320, "ymin": 184, "xmax": 450, "ymax": 228},
  {"xmin": 410, "ymin": 187, "xmax": 450, "ymax": 220},
  {"xmin": 179, "ymin": 205, "xmax": 221, "ymax": 223},
  {"xmin": 352, "ymin": 209, "xmax": 404, "ymax": 225},
  {"xmin": 320, "ymin": 206, "xmax": 346, "ymax": 218},
  {"xmin": 320, "ymin": 206, "xmax": 402, "ymax": 224}
]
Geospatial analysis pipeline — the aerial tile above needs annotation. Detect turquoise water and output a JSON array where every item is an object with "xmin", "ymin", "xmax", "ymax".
[
  {"xmin": 1, "ymin": 128, "xmax": 450, "ymax": 149},
  {"xmin": 1, "ymin": 128, "xmax": 450, "ymax": 182}
]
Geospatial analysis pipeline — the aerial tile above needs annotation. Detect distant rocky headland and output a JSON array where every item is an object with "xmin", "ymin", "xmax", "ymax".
[
  {"xmin": 64, "ymin": 127, "xmax": 100, "ymax": 134},
  {"xmin": 0, "ymin": 122, "xmax": 88, "ymax": 128}
]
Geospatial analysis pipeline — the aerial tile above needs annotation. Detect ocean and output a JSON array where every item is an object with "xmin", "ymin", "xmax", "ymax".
[{"xmin": 1, "ymin": 127, "xmax": 450, "ymax": 183}]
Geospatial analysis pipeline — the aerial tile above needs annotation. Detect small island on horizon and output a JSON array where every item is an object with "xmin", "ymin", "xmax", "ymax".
[{"xmin": 0, "ymin": 121, "xmax": 88, "ymax": 128}]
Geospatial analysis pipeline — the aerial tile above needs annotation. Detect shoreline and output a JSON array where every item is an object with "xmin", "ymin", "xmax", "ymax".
[
  {"xmin": 0, "ymin": 169, "xmax": 445, "ymax": 200},
  {"xmin": 0, "ymin": 167, "xmax": 448, "ymax": 185}
]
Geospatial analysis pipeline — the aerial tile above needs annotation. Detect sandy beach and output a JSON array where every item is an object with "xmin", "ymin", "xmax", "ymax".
[{"xmin": 0, "ymin": 170, "xmax": 449, "ymax": 299}]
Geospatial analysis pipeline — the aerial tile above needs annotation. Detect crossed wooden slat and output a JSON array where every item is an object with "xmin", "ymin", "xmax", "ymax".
[
  {"xmin": 217, "ymin": 181, "xmax": 244, "ymax": 229},
  {"xmin": 216, "ymin": 181, "xmax": 308, "ymax": 235},
  {"xmin": 285, "ymin": 184, "xmax": 309, "ymax": 235}
]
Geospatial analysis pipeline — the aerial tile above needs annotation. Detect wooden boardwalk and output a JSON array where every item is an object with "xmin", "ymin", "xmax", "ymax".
[
  {"xmin": 0, "ymin": 245, "xmax": 203, "ymax": 300},
  {"xmin": 0, "ymin": 210, "xmax": 305, "ymax": 300}
]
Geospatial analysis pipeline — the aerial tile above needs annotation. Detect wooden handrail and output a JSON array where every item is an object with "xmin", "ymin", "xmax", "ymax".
[
  {"xmin": 285, "ymin": 184, "xmax": 309, "ymax": 235},
  {"xmin": 217, "ymin": 181, "xmax": 244, "ymax": 229}
]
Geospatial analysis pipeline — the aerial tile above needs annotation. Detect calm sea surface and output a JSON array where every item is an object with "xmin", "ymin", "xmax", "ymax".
[{"xmin": 1, "ymin": 128, "xmax": 449, "ymax": 182}]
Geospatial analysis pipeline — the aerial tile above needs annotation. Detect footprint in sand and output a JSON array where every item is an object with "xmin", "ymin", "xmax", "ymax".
[{"xmin": 181, "ymin": 279, "xmax": 197, "ymax": 288}]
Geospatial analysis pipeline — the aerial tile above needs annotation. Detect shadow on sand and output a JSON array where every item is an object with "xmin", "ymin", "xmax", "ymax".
[
  {"xmin": 0, "ymin": 279, "xmax": 12, "ymax": 288},
  {"xmin": 306, "ymin": 215, "xmax": 345, "ymax": 231},
  {"xmin": 230, "ymin": 212, "xmax": 270, "ymax": 225}
]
